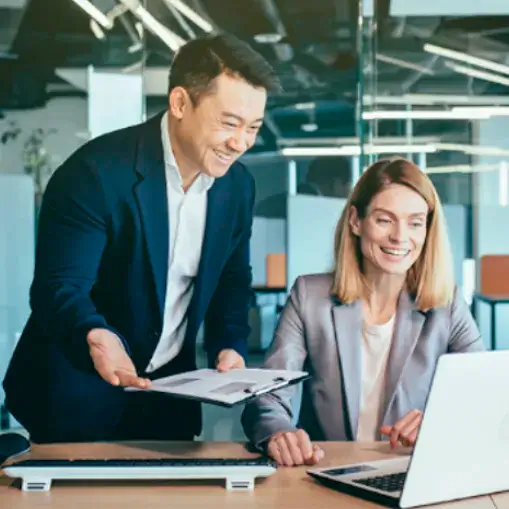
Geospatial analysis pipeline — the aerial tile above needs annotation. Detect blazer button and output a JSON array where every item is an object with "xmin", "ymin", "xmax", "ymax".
[{"xmin": 150, "ymin": 331, "xmax": 160, "ymax": 340}]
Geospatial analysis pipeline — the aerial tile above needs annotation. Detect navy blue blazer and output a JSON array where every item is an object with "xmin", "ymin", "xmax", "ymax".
[{"xmin": 4, "ymin": 112, "xmax": 254, "ymax": 388}]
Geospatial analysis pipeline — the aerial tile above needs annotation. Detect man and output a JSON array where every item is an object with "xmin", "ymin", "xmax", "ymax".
[
  {"xmin": 3, "ymin": 34, "xmax": 280, "ymax": 443},
  {"xmin": 298, "ymin": 156, "xmax": 352, "ymax": 197},
  {"xmin": 254, "ymin": 157, "xmax": 352, "ymax": 219}
]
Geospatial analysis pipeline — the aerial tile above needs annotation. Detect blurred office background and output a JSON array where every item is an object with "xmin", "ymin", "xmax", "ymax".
[{"xmin": 1, "ymin": 0, "xmax": 509, "ymax": 438}]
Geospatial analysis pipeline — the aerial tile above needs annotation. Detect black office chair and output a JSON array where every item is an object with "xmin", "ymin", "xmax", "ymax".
[{"xmin": 0, "ymin": 432, "xmax": 30, "ymax": 464}]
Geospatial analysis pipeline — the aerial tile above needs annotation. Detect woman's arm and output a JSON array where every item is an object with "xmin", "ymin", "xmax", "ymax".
[
  {"xmin": 241, "ymin": 276, "xmax": 308, "ymax": 448},
  {"xmin": 448, "ymin": 287, "xmax": 485, "ymax": 353}
]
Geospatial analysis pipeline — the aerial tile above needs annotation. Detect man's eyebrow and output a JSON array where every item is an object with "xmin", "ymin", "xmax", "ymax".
[{"xmin": 221, "ymin": 112, "xmax": 264, "ymax": 124}]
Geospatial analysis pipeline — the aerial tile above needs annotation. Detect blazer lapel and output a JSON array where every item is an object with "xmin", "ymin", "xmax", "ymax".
[
  {"xmin": 332, "ymin": 300, "xmax": 363, "ymax": 440},
  {"xmin": 133, "ymin": 113, "xmax": 169, "ymax": 320},
  {"xmin": 381, "ymin": 291, "xmax": 426, "ymax": 424},
  {"xmin": 185, "ymin": 177, "xmax": 234, "ymax": 339}
]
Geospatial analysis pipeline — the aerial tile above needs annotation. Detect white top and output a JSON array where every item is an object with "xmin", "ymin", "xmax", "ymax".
[
  {"xmin": 357, "ymin": 315, "xmax": 395, "ymax": 441},
  {"xmin": 146, "ymin": 112, "xmax": 215, "ymax": 373}
]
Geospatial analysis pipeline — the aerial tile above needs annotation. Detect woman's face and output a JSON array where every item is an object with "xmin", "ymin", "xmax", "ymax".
[{"xmin": 350, "ymin": 184, "xmax": 429, "ymax": 278}]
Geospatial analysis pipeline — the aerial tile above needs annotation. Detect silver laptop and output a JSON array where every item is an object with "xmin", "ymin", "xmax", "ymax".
[{"xmin": 308, "ymin": 350, "xmax": 509, "ymax": 508}]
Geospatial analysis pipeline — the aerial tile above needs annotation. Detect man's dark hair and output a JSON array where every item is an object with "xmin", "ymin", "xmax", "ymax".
[{"xmin": 168, "ymin": 33, "xmax": 281, "ymax": 103}]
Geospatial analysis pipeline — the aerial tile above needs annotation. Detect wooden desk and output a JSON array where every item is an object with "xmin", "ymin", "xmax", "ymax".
[
  {"xmin": 471, "ymin": 293, "xmax": 509, "ymax": 350},
  {"xmin": 0, "ymin": 441, "xmax": 499, "ymax": 509}
]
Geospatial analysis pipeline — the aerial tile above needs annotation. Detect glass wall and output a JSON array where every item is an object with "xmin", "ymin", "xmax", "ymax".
[{"xmin": 360, "ymin": 2, "xmax": 509, "ymax": 349}]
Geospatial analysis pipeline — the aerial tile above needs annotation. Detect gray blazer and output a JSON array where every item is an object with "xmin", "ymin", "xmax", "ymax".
[{"xmin": 241, "ymin": 273, "xmax": 485, "ymax": 447}]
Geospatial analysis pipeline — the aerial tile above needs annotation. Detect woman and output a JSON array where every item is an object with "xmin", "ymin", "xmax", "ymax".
[{"xmin": 241, "ymin": 157, "xmax": 484, "ymax": 467}]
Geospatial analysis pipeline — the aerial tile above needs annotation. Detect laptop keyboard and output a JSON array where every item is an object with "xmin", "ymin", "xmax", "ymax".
[{"xmin": 352, "ymin": 472, "xmax": 406, "ymax": 493}]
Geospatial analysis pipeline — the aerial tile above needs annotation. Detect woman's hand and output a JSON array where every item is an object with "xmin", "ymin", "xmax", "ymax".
[
  {"xmin": 380, "ymin": 409, "xmax": 423, "ymax": 449},
  {"xmin": 266, "ymin": 429, "xmax": 325, "ymax": 467}
]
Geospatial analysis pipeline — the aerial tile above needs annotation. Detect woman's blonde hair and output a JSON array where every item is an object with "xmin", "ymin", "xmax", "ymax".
[{"xmin": 332, "ymin": 157, "xmax": 455, "ymax": 310}]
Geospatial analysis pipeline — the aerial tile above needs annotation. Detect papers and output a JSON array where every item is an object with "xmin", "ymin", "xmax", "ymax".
[{"xmin": 126, "ymin": 368, "xmax": 309, "ymax": 407}]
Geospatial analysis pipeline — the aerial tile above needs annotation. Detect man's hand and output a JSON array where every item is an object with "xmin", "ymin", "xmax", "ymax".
[
  {"xmin": 87, "ymin": 328, "xmax": 151, "ymax": 389},
  {"xmin": 215, "ymin": 348, "xmax": 245, "ymax": 372},
  {"xmin": 380, "ymin": 409, "xmax": 423, "ymax": 449},
  {"xmin": 267, "ymin": 429, "xmax": 324, "ymax": 467}
]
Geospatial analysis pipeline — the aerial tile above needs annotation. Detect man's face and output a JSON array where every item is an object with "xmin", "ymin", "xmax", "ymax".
[{"xmin": 170, "ymin": 73, "xmax": 267, "ymax": 178}]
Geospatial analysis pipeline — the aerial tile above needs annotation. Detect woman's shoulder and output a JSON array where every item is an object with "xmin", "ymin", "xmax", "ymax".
[
  {"xmin": 410, "ymin": 284, "xmax": 465, "ymax": 317},
  {"xmin": 292, "ymin": 272, "xmax": 335, "ymax": 299}
]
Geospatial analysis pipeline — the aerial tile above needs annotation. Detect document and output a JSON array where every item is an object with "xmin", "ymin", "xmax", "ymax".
[{"xmin": 126, "ymin": 368, "xmax": 309, "ymax": 407}]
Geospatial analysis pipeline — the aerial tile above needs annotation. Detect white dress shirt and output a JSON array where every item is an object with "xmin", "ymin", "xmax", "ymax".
[
  {"xmin": 357, "ymin": 315, "xmax": 395, "ymax": 441},
  {"xmin": 146, "ymin": 112, "xmax": 214, "ymax": 373}
]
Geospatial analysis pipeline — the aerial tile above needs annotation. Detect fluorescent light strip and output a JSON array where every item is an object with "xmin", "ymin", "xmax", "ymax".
[
  {"xmin": 294, "ymin": 102, "xmax": 315, "ymax": 110},
  {"xmin": 445, "ymin": 62, "xmax": 509, "ymax": 88},
  {"xmin": 435, "ymin": 143, "xmax": 509, "ymax": 156},
  {"xmin": 122, "ymin": 61, "xmax": 143, "ymax": 73},
  {"xmin": 363, "ymin": 110, "xmax": 490, "ymax": 120},
  {"xmin": 135, "ymin": 21, "xmax": 144, "ymax": 38},
  {"xmin": 376, "ymin": 54, "xmax": 434, "ymax": 75},
  {"xmin": 282, "ymin": 147, "xmax": 347, "ymax": 156},
  {"xmin": 421, "ymin": 164, "xmax": 501, "ymax": 174},
  {"xmin": 279, "ymin": 135, "xmax": 441, "ymax": 146},
  {"xmin": 128, "ymin": 42, "xmax": 143, "ymax": 53},
  {"xmin": 424, "ymin": 43, "xmax": 509, "ymax": 77},
  {"xmin": 71, "ymin": 0, "xmax": 113, "ymax": 29},
  {"xmin": 283, "ymin": 144, "xmax": 509, "ymax": 158},
  {"xmin": 166, "ymin": 0, "xmax": 213, "ymax": 32},
  {"xmin": 119, "ymin": 0, "xmax": 185, "ymax": 51},
  {"xmin": 426, "ymin": 164, "xmax": 474, "ymax": 174},
  {"xmin": 452, "ymin": 106, "xmax": 509, "ymax": 116},
  {"xmin": 107, "ymin": 3, "xmax": 130, "ymax": 20},
  {"xmin": 281, "ymin": 145, "xmax": 437, "ymax": 157},
  {"xmin": 301, "ymin": 123, "xmax": 318, "ymax": 132},
  {"xmin": 89, "ymin": 19, "xmax": 106, "ymax": 40},
  {"xmin": 364, "ymin": 94, "xmax": 509, "ymax": 106}
]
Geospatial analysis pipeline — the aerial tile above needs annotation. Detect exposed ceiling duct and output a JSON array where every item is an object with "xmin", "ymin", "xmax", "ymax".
[{"xmin": 2, "ymin": 0, "xmax": 509, "ymax": 152}]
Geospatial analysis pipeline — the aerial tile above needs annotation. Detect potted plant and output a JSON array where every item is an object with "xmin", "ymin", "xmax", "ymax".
[
  {"xmin": 0, "ymin": 120, "xmax": 21, "ymax": 164},
  {"xmin": 21, "ymin": 127, "xmax": 56, "ymax": 211}
]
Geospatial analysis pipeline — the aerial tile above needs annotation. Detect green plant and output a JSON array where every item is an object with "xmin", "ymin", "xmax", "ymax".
[
  {"xmin": 22, "ymin": 127, "xmax": 56, "ymax": 196},
  {"xmin": 0, "ymin": 120, "xmax": 21, "ymax": 146}
]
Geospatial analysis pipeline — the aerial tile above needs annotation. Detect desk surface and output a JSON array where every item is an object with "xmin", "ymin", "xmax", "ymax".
[{"xmin": 0, "ymin": 441, "xmax": 503, "ymax": 509}]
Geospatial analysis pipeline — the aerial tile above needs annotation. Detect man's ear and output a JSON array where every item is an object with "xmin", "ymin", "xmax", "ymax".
[
  {"xmin": 168, "ymin": 87, "xmax": 190, "ymax": 120},
  {"xmin": 349, "ymin": 205, "xmax": 361, "ymax": 236}
]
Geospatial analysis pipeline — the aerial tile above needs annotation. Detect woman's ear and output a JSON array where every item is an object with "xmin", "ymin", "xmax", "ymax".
[{"xmin": 349, "ymin": 205, "xmax": 361, "ymax": 236}]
